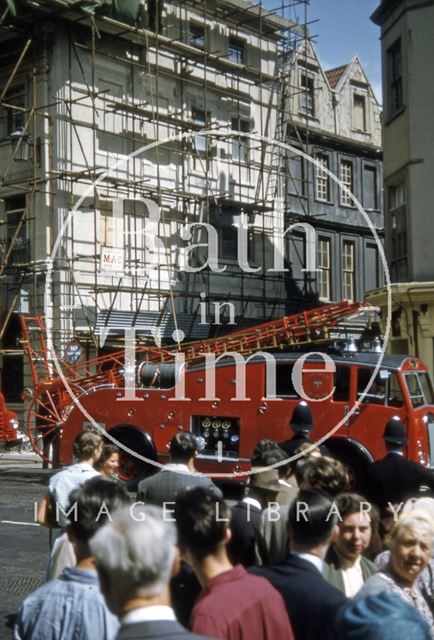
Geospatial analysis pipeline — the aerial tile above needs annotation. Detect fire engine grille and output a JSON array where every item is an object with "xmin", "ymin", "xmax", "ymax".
[{"xmin": 0, "ymin": 577, "xmax": 42, "ymax": 595}]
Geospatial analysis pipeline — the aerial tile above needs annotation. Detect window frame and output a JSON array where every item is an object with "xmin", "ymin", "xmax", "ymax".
[
  {"xmin": 5, "ymin": 83, "xmax": 26, "ymax": 137},
  {"xmin": 339, "ymin": 159, "xmax": 354, "ymax": 207},
  {"xmin": 299, "ymin": 72, "xmax": 315, "ymax": 117},
  {"xmin": 228, "ymin": 36, "xmax": 245, "ymax": 65},
  {"xmin": 189, "ymin": 22, "xmax": 205, "ymax": 49},
  {"xmin": 317, "ymin": 236, "xmax": 332, "ymax": 301},
  {"xmin": 231, "ymin": 117, "xmax": 250, "ymax": 163},
  {"xmin": 389, "ymin": 179, "xmax": 408, "ymax": 280},
  {"xmin": 362, "ymin": 164, "xmax": 378, "ymax": 211},
  {"xmin": 210, "ymin": 205, "xmax": 254, "ymax": 262},
  {"xmin": 288, "ymin": 151, "xmax": 306, "ymax": 197},
  {"xmin": 1, "ymin": 195, "xmax": 28, "ymax": 266},
  {"xmin": 352, "ymin": 94, "xmax": 367, "ymax": 132},
  {"xmin": 387, "ymin": 38, "xmax": 403, "ymax": 119},
  {"xmin": 342, "ymin": 239, "xmax": 356, "ymax": 302},
  {"xmin": 191, "ymin": 107, "xmax": 210, "ymax": 155},
  {"xmin": 315, "ymin": 154, "xmax": 331, "ymax": 203}
]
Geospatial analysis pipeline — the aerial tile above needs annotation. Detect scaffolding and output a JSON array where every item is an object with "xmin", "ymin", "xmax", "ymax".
[{"xmin": 0, "ymin": 0, "xmax": 319, "ymax": 406}]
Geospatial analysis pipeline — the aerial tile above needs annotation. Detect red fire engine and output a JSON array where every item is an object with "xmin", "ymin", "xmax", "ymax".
[
  {"xmin": 19, "ymin": 302, "xmax": 434, "ymax": 484},
  {"xmin": 0, "ymin": 392, "xmax": 20, "ymax": 445}
]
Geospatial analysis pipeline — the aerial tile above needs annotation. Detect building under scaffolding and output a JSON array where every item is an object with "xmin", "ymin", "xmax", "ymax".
[{"xmin": 0, "ymin": 0, "xmax": 383, "ymax": 418}]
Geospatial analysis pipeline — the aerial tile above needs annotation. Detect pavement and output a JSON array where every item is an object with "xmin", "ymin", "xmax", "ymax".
[
  {"xmin": 0, "ymin": 451, "xmax": 42, "ymax": 465},
  {"xmin": 0, "ymin": 453, "xmax": 52, "ymax": 639}
]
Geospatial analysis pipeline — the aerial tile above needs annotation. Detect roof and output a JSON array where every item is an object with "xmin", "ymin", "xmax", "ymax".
[
  {"xmin": 371, "ymin": 0, "xmax": 401, "ymax": 25},
  {"xmin": 190, "ymin": 352, "xmax": 419, "ymax": 372},
  {"xmin": 5, "ymin": 0, "xmax": 140, "ymax": 24},
  {"xmin": 325, "ymin": 64, "xmax": 347, "ymax": 89}
]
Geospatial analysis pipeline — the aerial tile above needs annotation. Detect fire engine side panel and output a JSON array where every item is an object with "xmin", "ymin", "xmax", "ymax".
[{"xmin": 57, "ymin": 359, "xmax": 352, "ymax": 468}]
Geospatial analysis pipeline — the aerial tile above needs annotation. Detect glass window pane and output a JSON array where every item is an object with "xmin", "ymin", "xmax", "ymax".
[
  {"xmin": 363, "ymin": 166, "xmax": 377, "ymax": 210},
  {"xmin": 340, "ymin": 160, "xmax": 353, "ymax": 206},
  {"xmin": 229, "ymin": 38, "xmax": 244, "ymax": 64},
  {"xmin": 315, "ymin": 155, "xmax": 329, "ymax": 201}
]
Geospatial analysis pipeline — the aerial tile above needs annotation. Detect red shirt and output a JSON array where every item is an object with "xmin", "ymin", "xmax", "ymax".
[{"xmin": 191, "ymin": 564, "xmax": 294, "ymax": 640}]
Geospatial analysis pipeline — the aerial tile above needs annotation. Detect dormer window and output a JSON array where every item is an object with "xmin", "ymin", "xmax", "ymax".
[
  {"xmin": 353, "ymin": 94, "xmax": 367, "ymax": 131},
  {"xmin": 299, "ymin": 73, "xmax": 315, "ymax": 117}
]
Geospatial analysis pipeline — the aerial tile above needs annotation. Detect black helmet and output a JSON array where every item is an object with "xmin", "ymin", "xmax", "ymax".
[
  {"xmin": 290, "ymin": 402, "xmax": 313, "ymax": 434},
  {"xmin": 383, "ymin": 417, "xmax": 407, "ymax": 445}
]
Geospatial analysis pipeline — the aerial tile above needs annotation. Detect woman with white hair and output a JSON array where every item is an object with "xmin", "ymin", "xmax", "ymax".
[
  {"xmin": 358, "ymin": 510, "xmax": 434, "ymax": 635},
  {"xmin": 375, "ymin": 497, "xmax": 434, "ymax": 611}
]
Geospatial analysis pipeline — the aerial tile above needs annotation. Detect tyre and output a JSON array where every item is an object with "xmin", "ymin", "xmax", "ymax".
[{"xmin": 106, "ymin": 425, "xmax": 158, "ymax": 489}]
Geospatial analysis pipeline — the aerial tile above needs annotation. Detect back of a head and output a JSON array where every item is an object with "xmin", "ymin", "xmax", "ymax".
[
  {"xmin": 256, "ymin": 446, "xmax": 291, "ymax": 478},
  {"xmin": 90, "ymin": 505, "xmax": 177, "ymax": 598},
  {"xmin": 302, "ymin": 456, "xmax": 348, "ymax": 497},
  {"xmin": 174, "ymin": 486, "xmax": 230, "ymax": 559},
  {"xmin": 251, "ymin": 439, "xmax": 280, "ymax": 467},
  {"xmin": 292, "ymin": 442, "xmax": 322, "ymax": 480},
  {"xmin": 169, "ymin": 432, "xmax": 197, "ymax": 463},
  {"xmin": 68, "ymin": 476, "xmax": 130, "ymax": 543},
  {"xmin": 73, "ymin": 429, "xmax": 103, "ymax": 462},
  {"xmin": 288, "ymin": 488, "xmax": 337, "ymax": 547},
  {"xmin": 337, "ymin": 593, "xmax": 431, "ymax": 640},
  {"xmin": 383, "ymin": 416, "xmax": 407, "ymax": 450}
]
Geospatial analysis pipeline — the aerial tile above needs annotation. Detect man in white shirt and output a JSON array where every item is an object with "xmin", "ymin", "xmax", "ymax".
[
  {"xmin": 89, "ymin": 505, "xmax": 212, "ymax": 640},
  {"xmin": 36, "ymin": 429, "xmax": 103, "ymax": 578}
]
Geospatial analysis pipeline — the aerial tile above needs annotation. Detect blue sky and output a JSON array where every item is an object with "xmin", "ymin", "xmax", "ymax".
[{"xmin": 267, "ymin": 0, "xmax": 383, "ymax": 102}]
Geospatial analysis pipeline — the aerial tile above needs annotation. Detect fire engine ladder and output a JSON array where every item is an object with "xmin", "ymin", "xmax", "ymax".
[
  {"xmin": 19, "ymin": 314, "xmax": 173, "ymax": 394},
  {"xmin": 19, "ymin": 315, "xmax": 54, "ymax": 392},
  {"xmin": 20, "ymin": 300, "xmax": 366, "ymax": 393},
  {"xmin": 176, "ymin": 300, "xmax": 366, "ymax": 363}
]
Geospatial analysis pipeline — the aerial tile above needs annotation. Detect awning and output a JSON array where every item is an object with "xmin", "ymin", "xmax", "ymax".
[{"xmin": 94, "ymin": 310, "xmax": 211, "ymax": 340}]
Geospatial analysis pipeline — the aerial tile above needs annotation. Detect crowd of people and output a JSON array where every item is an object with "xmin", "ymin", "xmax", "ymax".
[{"xmin": 12, "ymin": 403, "xmax": 434, "ymax": 640}]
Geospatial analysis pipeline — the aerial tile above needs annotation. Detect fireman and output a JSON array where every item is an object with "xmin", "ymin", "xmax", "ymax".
[{"xmin": 279, "ymin": 401, "xmax": 327, "ymax": 462}]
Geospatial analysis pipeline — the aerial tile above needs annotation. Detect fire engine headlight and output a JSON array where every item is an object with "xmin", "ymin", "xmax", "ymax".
[
  {"xmin": 9, "ymin": 418, "xmax": 19, "ymax": 430},
  {"xmin": 423, "ymin": 412, "xmax": 434, "ymax": 425}
]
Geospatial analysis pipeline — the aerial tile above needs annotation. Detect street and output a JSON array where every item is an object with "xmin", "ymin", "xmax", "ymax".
[{"xmin": 0, "ymin": 455, "xmax": 51, "ymax": 639}]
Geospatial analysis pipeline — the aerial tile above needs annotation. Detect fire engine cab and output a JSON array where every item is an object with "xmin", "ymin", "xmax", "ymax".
[{"xmin": 19, "ymin": 302, "xmax": 434, "ymax": 485}]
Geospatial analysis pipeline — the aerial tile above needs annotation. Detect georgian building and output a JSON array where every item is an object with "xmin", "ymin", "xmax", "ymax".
[
  {"xmin": 368, "ymin": 0, "xmax": 434, "ymax": 374},
  {"xmin": 0, "ymin": 0, "xmax": 383, "ymax": 419}
]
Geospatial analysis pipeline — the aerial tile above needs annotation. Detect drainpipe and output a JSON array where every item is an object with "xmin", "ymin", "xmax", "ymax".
[
  {"xmin": 332, "ymin": 93, "xmax": 338, "ymax": 135},
  {"xmin": 412, "ymin": 309, "xmax": 419, "ymax": 358}
]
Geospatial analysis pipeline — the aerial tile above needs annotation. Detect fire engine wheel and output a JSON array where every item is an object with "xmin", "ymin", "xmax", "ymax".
[
  {"xmin": 106, "ymin": 425, "xmax": 158, "ymax": 487},
  {"xmin": 26, "ymin": 392, "xmax": 63, "ymax": 465}
]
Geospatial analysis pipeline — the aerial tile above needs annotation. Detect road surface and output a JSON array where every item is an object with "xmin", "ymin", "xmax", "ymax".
[{"xmin": 0, "ymin": 456, "xmax": 51, "ymax": 639}]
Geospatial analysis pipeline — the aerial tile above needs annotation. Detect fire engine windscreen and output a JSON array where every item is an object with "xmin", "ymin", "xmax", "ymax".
[{"xmin": 138, "ymin": 362, "xmax": 177, "ymax": 389}]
